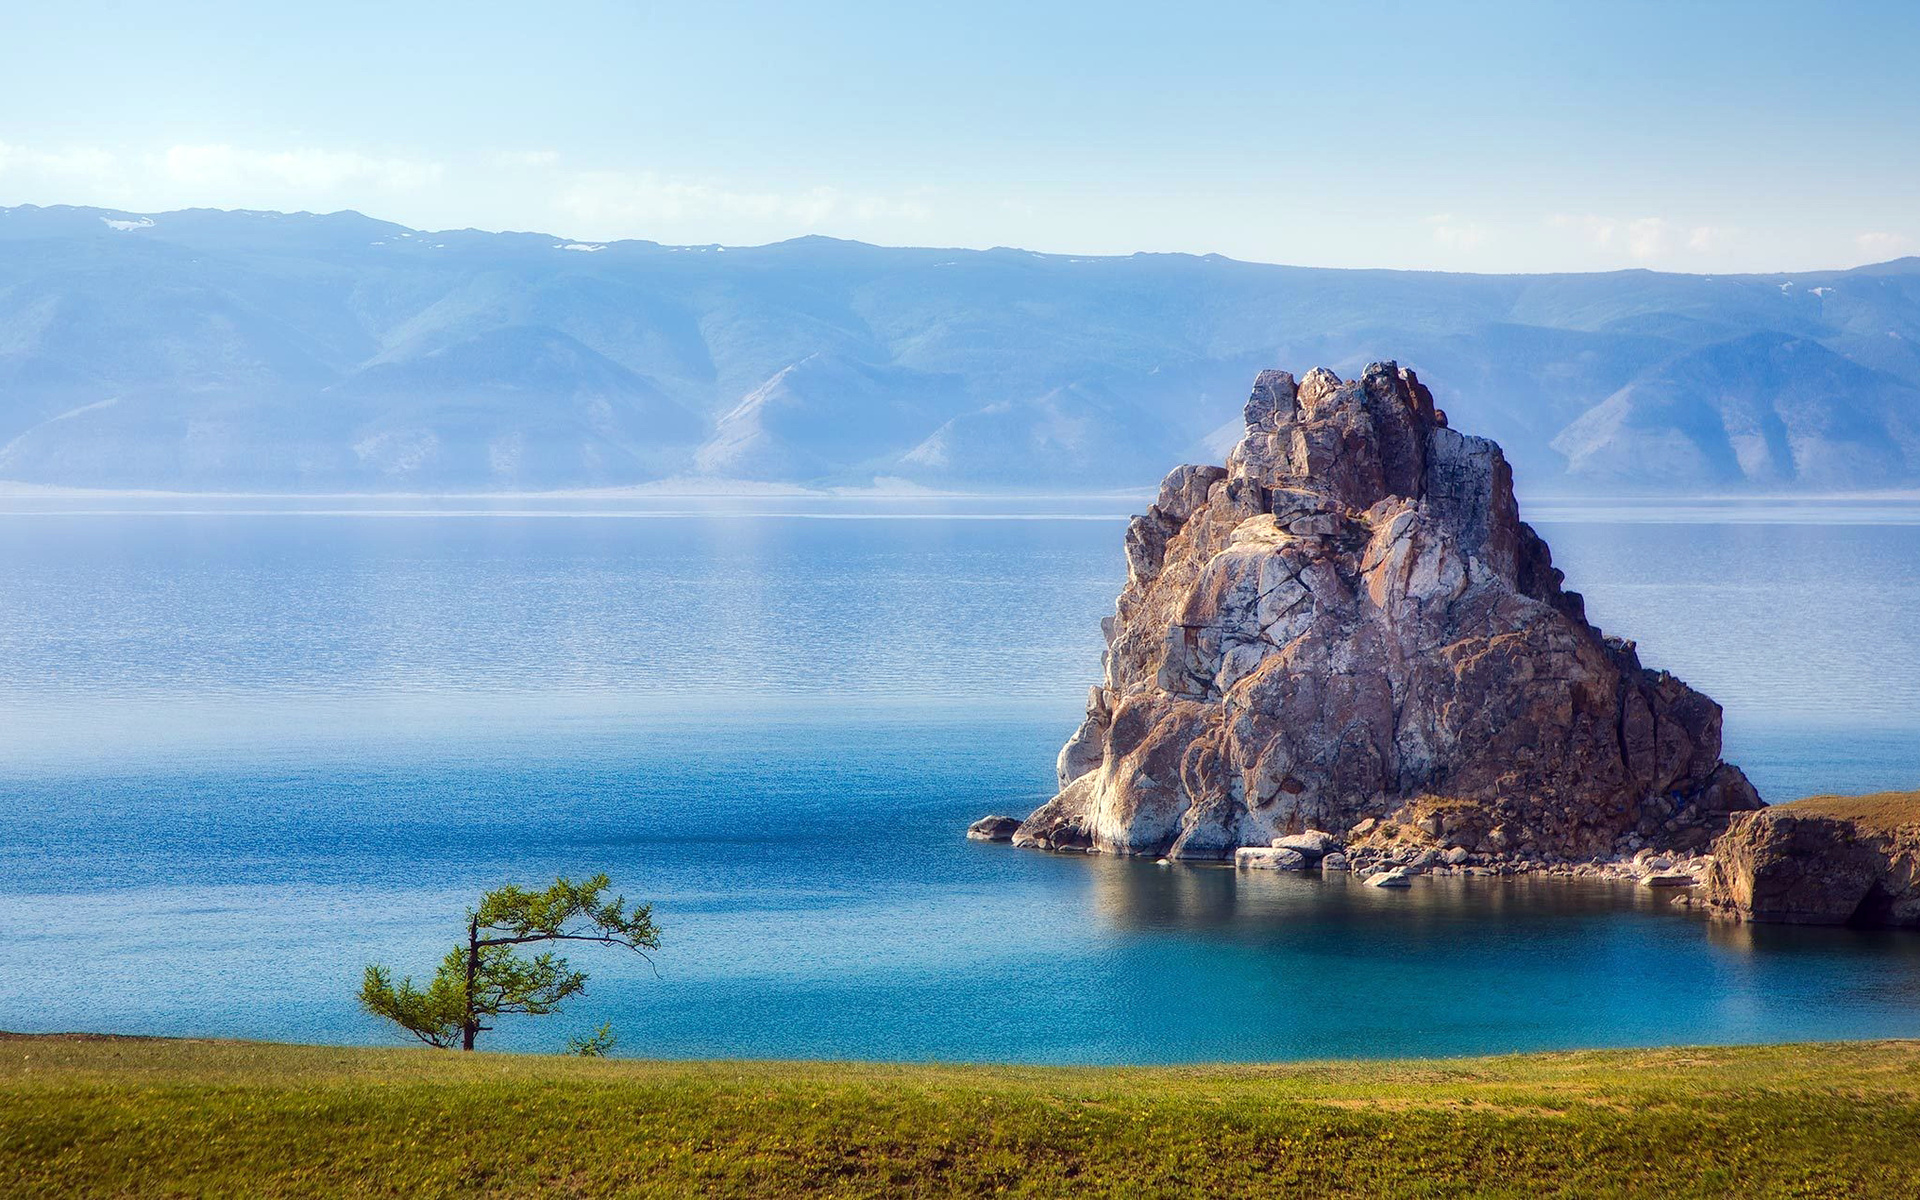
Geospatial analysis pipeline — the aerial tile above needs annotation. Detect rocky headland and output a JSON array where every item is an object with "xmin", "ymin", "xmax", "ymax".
[
  {"xmin": 971, "ymin": 363, "xmax": 1764, "ymax": 885},
  {"xmin": 1703, "ymin": 791, "xmax": 1920, "ymax": 927}
]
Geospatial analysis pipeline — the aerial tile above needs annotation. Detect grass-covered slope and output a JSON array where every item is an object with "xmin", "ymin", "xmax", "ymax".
[
  {"xmin": 1772, "ymin": 789, "xmax": 1920, "ymax": 833},
  {"xmin": 5, "ymin": 1035, "xmax": 1920, "ymax": 1197},
  {"xmin": 1703, "ymin": 790, "xmax": 1920, "ymax": 926}
]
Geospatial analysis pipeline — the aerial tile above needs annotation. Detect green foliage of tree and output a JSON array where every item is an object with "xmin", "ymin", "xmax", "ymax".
[{"xmin": 359, "ymin": 873, "xmax": 658, "ymax": 1051}]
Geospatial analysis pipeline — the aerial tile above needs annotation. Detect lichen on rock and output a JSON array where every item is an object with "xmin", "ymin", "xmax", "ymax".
[{"xmin": 1009, "ymin": 363, "xmax": 1762, "ymax": 863}]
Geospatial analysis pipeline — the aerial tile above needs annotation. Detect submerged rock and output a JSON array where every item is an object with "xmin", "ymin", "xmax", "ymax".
[
  {"xmin": 1008, "ymin": 364, "xmax": 1762, "ymax": 863},
  {"xmin": 1704, "ymin": 792, "xmax": 1920, "ymax": 927}
]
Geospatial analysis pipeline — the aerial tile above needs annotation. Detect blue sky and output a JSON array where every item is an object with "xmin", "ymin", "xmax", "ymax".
[{"xmin": 2, "ymin": 0, "xmax": 1916, "ymax": 271}]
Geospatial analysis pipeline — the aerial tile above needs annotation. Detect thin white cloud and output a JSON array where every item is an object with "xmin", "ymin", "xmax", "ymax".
[
  {"xmin": 1422, "ymin": 213, "xmax": 1488, "ymax": 252},
  {"xmin": 1687, "ymin": 225, "xmax": 1735, "ymax": 253},
  {"xmin": 1547, "ymin": 213, "xmax": 1613, "ymax": 248},
  {"xmin": 160, "ymin": 145, "xmax": 443, "ymax": 192},
  {"xmin": 1625, "ymin": 217, "xmax": 1672, "ymax": 261},
  {"xmin": 1856, "ymin": 231, "xmax": 1914, "ymax": 260},
  {"xmin": 1547, "ymin": 213, "xmax": 1731, "ymax": 264},
  {"xmin": 554, "ymin": 171, "xmax": 931, "ymax": 234},
  {"xmin": 0, "ymin": 141, "xmax": 117, "ymax": 179}
]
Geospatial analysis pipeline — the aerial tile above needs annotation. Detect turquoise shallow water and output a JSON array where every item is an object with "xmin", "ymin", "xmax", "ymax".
[{"xmin": 1, "ymin": 501, "xmax": 1918, "ymax": 1062}]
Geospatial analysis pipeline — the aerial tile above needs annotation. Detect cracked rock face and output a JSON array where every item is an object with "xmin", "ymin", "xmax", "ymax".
[
  {"xmin": 1014, "ymin": 363, "xmax": 1762, "ymax": 861},
  {"xmin": 1703, "ymin": 793, "xmax": 1920, "ymax": 927}
]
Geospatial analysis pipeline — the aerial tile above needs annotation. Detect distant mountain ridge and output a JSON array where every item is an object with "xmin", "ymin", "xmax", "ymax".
[{"xmin": 2, "ymin": 202, "xmax": 1918, "ymax": 493}]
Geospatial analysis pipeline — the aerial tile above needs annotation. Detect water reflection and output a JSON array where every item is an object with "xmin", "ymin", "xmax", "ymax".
[{"xmin": 1085, "ymin": 857, "xmax": 1683, "ymax": 935}]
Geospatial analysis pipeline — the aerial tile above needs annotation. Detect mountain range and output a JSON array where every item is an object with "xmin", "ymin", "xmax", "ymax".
[{"xmin": 3, "ymin": 203, "xmax": 1918, "ymax": 494}]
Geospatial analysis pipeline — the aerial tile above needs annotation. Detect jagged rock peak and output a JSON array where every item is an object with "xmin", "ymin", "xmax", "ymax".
[{"xmin": 1010, "ymin": 364, "xmax": 1761, "ymax": 866}]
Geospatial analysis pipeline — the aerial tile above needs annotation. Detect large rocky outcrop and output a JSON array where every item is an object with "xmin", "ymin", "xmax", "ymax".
[
  {"xmin": 1010, "ymin": 363, "xmax": 1762, "ymax": 862},
  {"xmin": 1703, "ymin": 792, "xmax": 1920, "ymax": 927}
]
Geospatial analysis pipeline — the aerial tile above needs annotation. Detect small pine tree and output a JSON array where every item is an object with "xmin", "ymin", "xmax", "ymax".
[
  {"xmin": 566, "ymin": 1022, "xmax": 620, "ymax": 1057},
  {"xmin": 360, "ymin": 874, "xmax": 658, "ymax": 1051}
]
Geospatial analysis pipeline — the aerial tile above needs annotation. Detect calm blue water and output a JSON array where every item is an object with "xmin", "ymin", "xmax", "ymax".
[{"xmin": 2, "ymin": 498, "xmax": 1919, "ymax": 1062}]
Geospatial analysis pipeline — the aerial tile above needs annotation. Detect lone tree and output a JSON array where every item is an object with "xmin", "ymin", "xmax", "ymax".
[{"xmin": 360, "ymin": 873, "xmax": 659, "ymax": 1051}]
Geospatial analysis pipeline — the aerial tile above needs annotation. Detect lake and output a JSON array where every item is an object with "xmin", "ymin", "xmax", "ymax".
[{"xmin": 2, "ymin": 494, "xmax": 1919, "ymax": 1062}]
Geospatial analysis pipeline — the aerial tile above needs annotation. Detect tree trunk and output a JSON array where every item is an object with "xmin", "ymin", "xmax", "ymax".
[{"xmin": 462, "ymin": 917, "xmax": 479, "ymax": 1051}]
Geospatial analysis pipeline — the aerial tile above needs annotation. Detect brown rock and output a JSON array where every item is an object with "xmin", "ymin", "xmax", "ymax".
[
  {"xmin": 1008, "ymin": 363, "xmax": 1762, "ymax": 861},
  {"xmin": 966, "ymin": 815, "xmax": 1023, "ymax": 842},
  {"xmin": 1703, "ymin": 791, "xmax": 1920, "ymax": 927}
]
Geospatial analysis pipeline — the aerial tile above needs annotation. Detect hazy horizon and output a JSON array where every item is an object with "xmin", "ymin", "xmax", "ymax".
[
  {"xmin": 14, "ymin": 199, "xmax": 1920, "ymax": 281},
  {"xmin": 5, "ymin": 2, "xmax": 1918, "ymax": 274},
  {"xmin": 7, "ymin": 201, "xmax": 1920, "ymax": 496}
]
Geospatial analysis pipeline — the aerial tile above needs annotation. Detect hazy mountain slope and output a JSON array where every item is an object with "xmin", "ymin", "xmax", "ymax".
[
  {"xmin": 324, "ymin": 325, "xmax": 706, "ymax": 488},
  {"xmin": 1553, "ymin": 333, "xmax": 1920, "ymax": 487},
  {"xmin": 2, "ymin": 203, "xmax": 1918, "ymax": 492},
  {"xmin": 696, "ymin": 354, "xmax": 962, "ymax": 480},
  {"xmin": 900, "ymin": 376, "xmax": 1197, "ymax": 488}
]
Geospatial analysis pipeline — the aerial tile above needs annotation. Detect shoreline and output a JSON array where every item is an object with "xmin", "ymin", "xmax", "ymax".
[
  {"xmin": 976, "ymin": 817, "xmax": 1719, "ymax": 893},
  {"xmin": 3, "ymin": 1026, "xmax": 1911, "ymax": 1060}
]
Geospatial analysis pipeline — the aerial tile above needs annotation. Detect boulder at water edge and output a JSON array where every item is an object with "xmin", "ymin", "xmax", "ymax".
[{"xmin": 1704, "ymin": 791, "xmax": 1920, "ymax": 926}]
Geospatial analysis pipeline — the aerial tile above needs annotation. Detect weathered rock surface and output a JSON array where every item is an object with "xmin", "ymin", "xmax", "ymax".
[
  {"xmin": 966, "ymin": 815, "xmax": 1023, "ymax": 842},
  {"xmin": 1273, "ymin": 830, "xmax": 1338, "ymax": 858},
  {"xmin": 1639, "ymin": 872, "xmax": 1696, "ymax": 888},
  {"xmin": 1235, "ymin": 846, "xmax": 1310, "ymax": 871},
  {"xmin": 1006, "ymin": 364, "xmax": 1762, "ymax": 863},
  {"xmin": 1704, "ymin": 792, "xmax": 1920, "ymax": 927}
]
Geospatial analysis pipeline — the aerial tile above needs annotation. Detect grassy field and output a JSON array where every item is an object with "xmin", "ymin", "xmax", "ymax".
[
  {"xmin": 1770, "ymin": 788, "xmax": 1920, "ymax": 832},
  {"xmin": 4, "ymin": 1035, "xmax": 1920, "ymax": 1197}
]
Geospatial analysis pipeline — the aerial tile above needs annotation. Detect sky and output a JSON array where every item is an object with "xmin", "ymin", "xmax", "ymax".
[{"xmin": 2, "ymin": 0, "xmax": 1917, "ymax": 273}]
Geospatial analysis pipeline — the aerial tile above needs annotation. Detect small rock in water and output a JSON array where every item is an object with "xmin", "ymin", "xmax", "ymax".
[
  {"xmin": 1640, "ymin": 872, "xmax": 1696, "ymax": 888},
  {"xmin": 1236, "ymin": 847, "xmax": 1310, "ymax": 871},
  {"xmin": 1272, "ymin": 830, "xmax": 1339, "ymax": 858},
  {"xmin": 967, "ymin": 815, "xmax": 1022, "ymax": 842},
  {"xmin": 1367, "ymin": 868, "xmax": 1415, "ymax": 889},
  {"xmin": 1321, "ymin": 852, "xmax": 1351, "ymax": 872}
]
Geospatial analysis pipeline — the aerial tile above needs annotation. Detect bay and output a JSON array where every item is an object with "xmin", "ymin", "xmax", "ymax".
[{"xmin": 1, "ymin": 497, "xmax": 1917, "ymax": 1062}]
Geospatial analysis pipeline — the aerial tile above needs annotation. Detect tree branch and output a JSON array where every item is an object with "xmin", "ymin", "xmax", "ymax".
[{"xmin": 474, "ymin": 931, "xmax": 654, "ymax": 955}]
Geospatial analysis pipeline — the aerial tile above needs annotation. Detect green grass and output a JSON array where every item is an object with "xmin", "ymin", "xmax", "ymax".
[{"xmin": 5, "ymin": 1035, "xmax": 1920, "ymax": 1197}]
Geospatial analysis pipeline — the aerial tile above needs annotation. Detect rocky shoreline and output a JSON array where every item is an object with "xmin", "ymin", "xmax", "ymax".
[{"xmin": 970, "ymin": 811, "xmax": 1717, "ymax": 890}]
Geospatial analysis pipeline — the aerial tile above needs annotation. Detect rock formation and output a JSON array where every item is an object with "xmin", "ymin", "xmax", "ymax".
[
  {"xmin": 1704, "ymin": 792, "xmax": 1920, "ymax": 927},
  {"xmin": 967, "ymin": 815, "xmax": 1022, "ymax": 842},
  {"xmin": 1006, "ymin": 363, "xmax": 1762, "ymax": 864}
]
